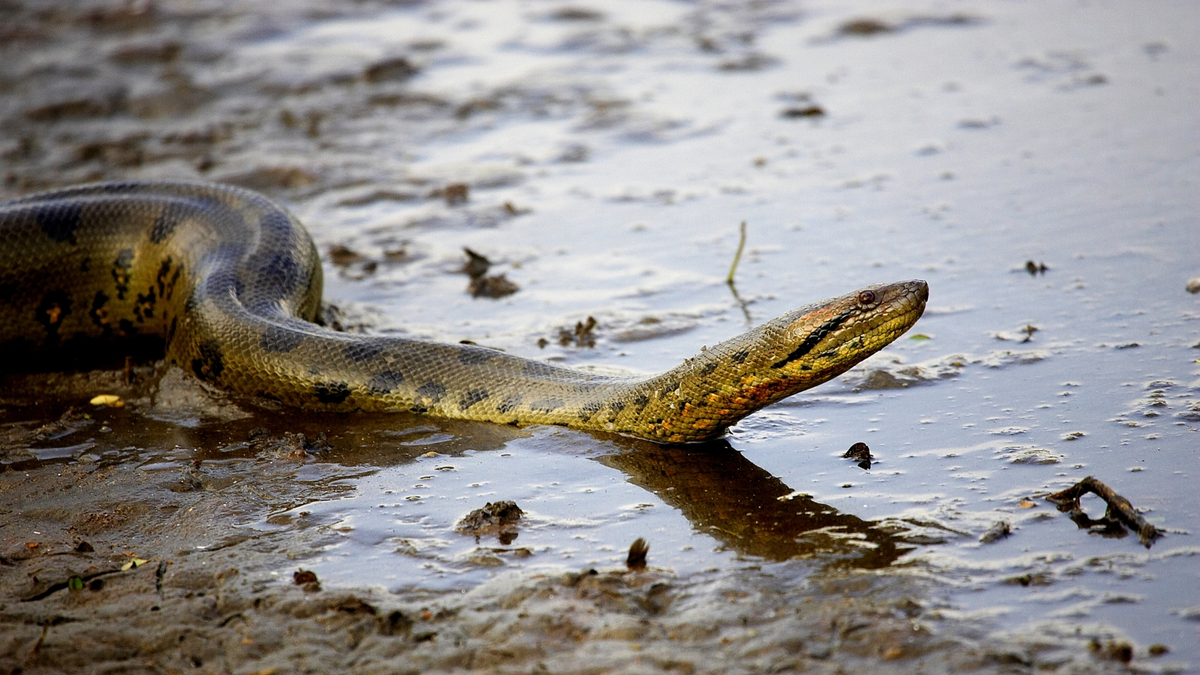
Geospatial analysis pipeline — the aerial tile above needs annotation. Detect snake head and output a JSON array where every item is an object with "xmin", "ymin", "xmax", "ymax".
[
  {"xmin": 651, "ymin": 280, "xmax": 928, "ymax": 442},
  {"xmin": 767, "ymin": 279, "xmax": 928, "ymax": 386}
]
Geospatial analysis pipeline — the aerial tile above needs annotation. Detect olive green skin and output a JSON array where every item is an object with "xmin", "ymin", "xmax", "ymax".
[{"xmin": 0, "ymin": 181, "xmax": 927, "ymax": 443}]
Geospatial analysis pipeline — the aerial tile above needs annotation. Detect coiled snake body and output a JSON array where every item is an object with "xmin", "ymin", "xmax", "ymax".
[{"xmin": 0, "ymin": 181, "xmax": 927, "ymax": 443}]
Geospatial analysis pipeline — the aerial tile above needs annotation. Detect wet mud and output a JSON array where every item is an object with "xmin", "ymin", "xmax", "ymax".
[
  {"xmin": 3, "ymin": 0, "xmax": 1198, "ymax": 673},
  {"xmin": 0, "ymin": 369, "xmax": 1138, "ymax": 673}
]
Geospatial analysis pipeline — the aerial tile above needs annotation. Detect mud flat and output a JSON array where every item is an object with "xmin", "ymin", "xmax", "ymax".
[{"xmin": 3, "ymin": 0, "xmax": 1197, "ymax": 672}]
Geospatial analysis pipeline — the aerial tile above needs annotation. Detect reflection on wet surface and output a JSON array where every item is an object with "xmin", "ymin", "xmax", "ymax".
[
  {"xmin": 1, "ymin": 395, "xmax": 904, "ymax": 579},
  {"xmin": 602, "ymin": 439, "xmax": 908, "ymax": 568}
]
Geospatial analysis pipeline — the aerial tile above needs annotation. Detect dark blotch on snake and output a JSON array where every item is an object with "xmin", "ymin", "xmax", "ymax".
[
  {"xmin": 367, "ymin": 370, "xmax": 405, "ymax": 394},
  {"xmin": 35, "ymin": 289, "xmax": 71, "ymax": 341},
  {"xmin": 149, "ymin": 207, "xmax": 181, "ymax": 244},
  {"xmin": 579, "ymin": 401, "xmax": 603, "ymax": 422},
  {"xmin": 497, "ymin": 394, "xmax": 522, "ymax": 413},
  {"xmin": 134, "ymin": 289, "xmax": 156, "ymax": 322},
  {"xmin": 184, "ymin": 289, "xmax": 200, "ymax": 314},
  {"xmin": 89, "ymin": 290, "xmax": 110, "ymax": 329},
  {"xmin": 112, "ymin": 249, "xmax": 134, "ymax": 300},
  {"xmin": 165, "ymin": 266, "xmax": 181, "ymax": 300},
  {"xmin": 344, "ymin": 340, "xmax": 385, "ymax": 362},
  {"xmin": 522, "ymin": 361, "xmax": 559, "ymax": 377},
  {"xmin": 730, "ymin": 349, "xmax": 750, "ymax": 364},
  {"xmin": 458, "ymin": 348, "xmax": 495, "ymax": 366},
  {"xmin": 155, "ymin": 257, "xmax": 178, "ymax": 299},
  {"xmin": 458, "ymin": 388, "xmax": 490, "ymax": 411},
  {"xmin": 609, "ymin": 400, "xmax": 626, "ymax": 413},
  {"xmin": 192, "ymin": 339, "xmax": 225, "ymax": 382},
  {"xmin": 259, "ymin": 211, "xmax": 294, "ymax": 237},
  {"xmin": 416, "ymin": 381, "xmax": 447, "ymax": 404},
  {"xmin": 244, "ymin": 252, "xmax": 304, "ymax": 303},
  {"xmin": 699, "ymin": 361, "xmax": 719, "ymax": 376},
  {"xmin": 315, "ymin": 382, "xmax": 352, "ymax": 404},
  {"xmin": 260, "ymin": 324, "xmax": 305, "ymax": 353},
  {"xmin": 33, "ymin": 201, "xmax": 84, "ymax": 245},
  {"xmin": 529, "ymin": 398, "xmax": 563, "ymax": 414}
]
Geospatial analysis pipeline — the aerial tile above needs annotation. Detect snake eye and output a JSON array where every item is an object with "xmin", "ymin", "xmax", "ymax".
[{"xmin": 857, "ymin": 290, "xmax": 876, "ymax": 305}]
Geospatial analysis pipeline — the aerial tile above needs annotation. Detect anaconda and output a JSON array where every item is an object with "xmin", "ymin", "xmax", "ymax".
[{"xmin": 0, "ymin": 181, "xmax": 927, "ymax": 443}]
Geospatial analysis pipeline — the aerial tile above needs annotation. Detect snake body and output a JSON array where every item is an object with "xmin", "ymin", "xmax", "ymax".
[{"xmin": 0, "ymin": 181, "xmax": 927, "ymax": 443}]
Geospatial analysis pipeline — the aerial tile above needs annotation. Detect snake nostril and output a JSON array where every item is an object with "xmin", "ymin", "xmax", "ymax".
[{"xmin": 857, "ymin": 290, "xmax": 876, "ymax": 305}]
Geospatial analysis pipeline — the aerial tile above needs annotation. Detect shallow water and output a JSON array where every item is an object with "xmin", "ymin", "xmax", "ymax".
[
  {"xmin": 270, "ymin": 0, "xmax": 1200, "ymax": 662},
  {"xmin": 3, "ymin": 0, "xmax": 1198, "ymax": 670}
]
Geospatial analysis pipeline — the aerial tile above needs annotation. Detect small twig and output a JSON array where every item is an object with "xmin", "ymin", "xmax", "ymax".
[
  {"xmin": 726, "ymin": 220, "xmax": 747, "ymax": 286},
  {"xmin": 1046, "ymin": 476, "xmax": 1162, "ymax": 548},
  {"xmin": 726, "ymin": 221, "xmax": 752, "ymax": 325},
  {"xmin": 25, "ymin": 623, "xmax": 49, "ymax": 667}
]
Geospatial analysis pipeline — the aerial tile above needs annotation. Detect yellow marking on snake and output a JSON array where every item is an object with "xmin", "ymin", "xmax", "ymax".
[{"xmin": 0, "ymin": 181, "xmax": 927, "ymax": 443}]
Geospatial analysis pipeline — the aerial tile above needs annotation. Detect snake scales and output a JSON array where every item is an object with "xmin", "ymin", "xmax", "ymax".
[{"xmin": 0, "ymin": 181, "xmax": 927, "ymax": 443}]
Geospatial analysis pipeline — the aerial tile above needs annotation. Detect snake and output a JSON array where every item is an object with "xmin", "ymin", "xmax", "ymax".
[{"xmin": 0, "ymin": 181, "xmax": 927, "ymax": 443}]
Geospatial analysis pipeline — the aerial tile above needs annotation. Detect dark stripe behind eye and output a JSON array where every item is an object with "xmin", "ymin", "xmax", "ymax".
[{"xmin": 771, "ymin": 308, "xmax": 854, "ymax": 369}]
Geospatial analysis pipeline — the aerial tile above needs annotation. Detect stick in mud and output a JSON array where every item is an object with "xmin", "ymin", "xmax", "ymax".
[
  {"xmin": 725, "ymin": 221, "xmax": 752, "ymax": 325},
  {"xmin": 1045, "ymin": 476, "xmax": 1162, "ymax": 548},
  {"xmin": 726, "ymin": 221, "xmax": 747, "ymax": 286}
]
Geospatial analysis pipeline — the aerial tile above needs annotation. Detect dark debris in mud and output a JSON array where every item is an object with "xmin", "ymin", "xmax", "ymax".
[
  {"xmin": 555, "ymin": 315, "xmax": 598, "ymax": 348},
  {"xmin": 979, "ymin": 521, "xmax": 1012, "ymax": 544},
  {"xmin": 244, "ymin": 427, "xmax": 334, "ymax": 458},
  {"xmin": 1089, "ymin": 638, "xmax": 1134, "ymax": 664},
  {"xmin": 781, "ymin": 104, "xmax": 825, "ymax": 118},
  {"xmin": 1046, "ymin": 476, "xmax": 1163, "ymax": 548},
  {"xmin": 625, "ymin": 537, "xmax": 649, "ymax": 571},
  {"xmin": 461, "ymin": 247, "xmax": 520, "ymax": 299},
  {"xmin": 433, "ymin": 182, "xmax": 470, "ymax": 206},
  {"xmin": 317, "ymin": 302, "xmax": 375, "ymax": 334},
  {"xmin": 467, "ymin": 271, "xmax": 519, "ymax": 299},
  {"xmin": 455, "ymin": 500, "xmax": 524, "ymax": 545},
  {"xmin": 837, "ymin": 14, "xmax": 981, "ymax": 38},
  {"xmin": 293, "ymin": 568, "xmax": 322, "ymax": 592},
  {"xmin": 843, "ymin": 442, "xmax": 873, "ymax": 470},
  {"xmin": 1025, "ymin": 260, "xmax": 1049, "ymax": 275}
]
